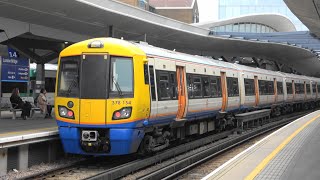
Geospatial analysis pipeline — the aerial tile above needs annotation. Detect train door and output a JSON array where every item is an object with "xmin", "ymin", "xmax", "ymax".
[
  {"xmin": 304, "ymin": 81, "xmax": 307, "ymax": 100},
  {"xmin": 147, "ymin": 58, "xmax": 158, "ymax": 121},
  {"xmin": 274, "ymin": 78, "xmax": 277, "ymax": 103},
  {"xmin": 317, "ymin": 82, "xmax": 319, "ymax": 99},
  {"xmin": 176, "ymin": 66, "xmax": 187, "ymax": 120},
  {"xmin": 220, "ymin": 72, "xmax": 227, "ymax": 112},
  {"xmin": 254, "ymin": 76, "xmax": 259, "ymax": 106},
  {"xmin": 79, "ymin": 54, "xmax": 108, "ymax": 125}
]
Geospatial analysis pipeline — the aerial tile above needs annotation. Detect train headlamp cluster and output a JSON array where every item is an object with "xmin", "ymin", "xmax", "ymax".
[
  {"xmin": 88, "ymin": 40, "xmax": 104, "ymax": 48},
  {"xmin": 112, "ymin": 107, "xmax": 132, "ymax": 120},
  {"xmin": 58, "ymin": 106, "xmax": 75, "ymax": 119}
]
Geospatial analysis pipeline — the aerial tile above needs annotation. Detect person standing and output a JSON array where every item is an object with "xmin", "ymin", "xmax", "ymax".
[
  {"xmin": 37, "ymin": 88, "xmax": 52, "ymax": 118},
  {"xmin": 10, "ymin": 88, "xmax": 31, "ymax": 120}
]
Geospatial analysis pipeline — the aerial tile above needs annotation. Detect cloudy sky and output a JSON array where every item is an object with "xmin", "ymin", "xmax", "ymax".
[{"xmin": 197, "ymin": 0, "xmax": 219, "ymax": 22}]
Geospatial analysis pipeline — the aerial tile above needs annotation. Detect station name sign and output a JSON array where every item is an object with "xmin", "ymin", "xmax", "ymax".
[{"xmin": 1, "ymin": 57, "xmax": 29, "ymax": 82}]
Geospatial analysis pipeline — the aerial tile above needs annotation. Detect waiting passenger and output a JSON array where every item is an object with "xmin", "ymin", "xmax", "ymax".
[
  {"xmin": 37, "ymin": 88, "xmax": 52, "ymax": 118},
  {"xmin": 10, "ymin": 88, "xmax": 32, "ymax": 120}
]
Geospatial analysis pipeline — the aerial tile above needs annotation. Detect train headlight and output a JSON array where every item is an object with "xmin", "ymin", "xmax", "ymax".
[
  {"xmin": 112, "ymin": 107, "xmax": 132, "ymax": 120},
  {"xmin": 58, "ymin": 106, "xmax": 75, "ymax": 119}
]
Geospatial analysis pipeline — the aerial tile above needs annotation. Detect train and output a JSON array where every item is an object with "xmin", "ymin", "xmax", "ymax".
[{"xmin": 55, "ymin": 38, "xmax": 320, "ymax": 156}]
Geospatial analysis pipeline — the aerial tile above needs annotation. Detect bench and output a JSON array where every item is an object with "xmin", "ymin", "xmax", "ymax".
[{"xmin": 0, "ymin": 97, "xmax": 42, "ymax": 120}]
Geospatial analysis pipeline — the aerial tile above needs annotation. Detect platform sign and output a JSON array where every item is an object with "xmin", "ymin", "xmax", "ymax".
[{"xmin": 1, "ymin": 57, "xmax": 29, "ymax": 82}]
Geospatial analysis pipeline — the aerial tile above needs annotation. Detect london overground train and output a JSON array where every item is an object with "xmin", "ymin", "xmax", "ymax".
[{"xmin": 55, "ymin": 38, "xmax": 320, "ymax": 156}]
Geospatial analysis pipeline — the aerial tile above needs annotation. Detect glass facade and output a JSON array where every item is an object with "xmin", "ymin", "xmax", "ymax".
[
  {"xmin": 212, "ymin": 22, "xmax": 277, "ymax": 33},
  {"xmin": 218, "ymin": 0, "xmax": 307, "ymax": 31}
]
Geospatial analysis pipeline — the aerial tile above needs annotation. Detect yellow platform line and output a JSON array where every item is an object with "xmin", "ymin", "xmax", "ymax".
[
  {"xmin": 245, "ymin": 113, "xmax": 320, "ymax": 180},
  {"xmin": 0, "ymin": 127, "xmax": 58, "ymax": 138}
]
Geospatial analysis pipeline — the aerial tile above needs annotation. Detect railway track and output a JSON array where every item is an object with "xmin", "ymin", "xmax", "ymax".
[{"xmin": 22, "ymin": 111, "xmax": 311, "ymax": 180}]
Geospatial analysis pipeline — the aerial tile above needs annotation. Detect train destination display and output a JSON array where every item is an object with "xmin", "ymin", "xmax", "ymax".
[{"xmin": 1, "ymin": 57, "xmax": 29, "ymax": 82}]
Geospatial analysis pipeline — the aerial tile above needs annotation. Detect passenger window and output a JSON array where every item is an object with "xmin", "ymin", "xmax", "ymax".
[
  {"xmin": 287, "ymin": 82, "xmax": 292, "ymax": 94},
  {"xmin": 170, "ymin": 73, "xmax": 177, "ymax": 99},
  {"xmin": 210, "ymin": 76, "xmax": 218, "ymax": 97},
  {"xmin": 149, "ymin": 65, "xmax": 156, "ymax": 101},
  {"xmin": 187, "ymin": 74, "xmax": 193, "ymax": 98},
  {"xmin": 244, "ymin": 79, "xmax": 255, "ymax": 96},
  {"xmin": 312, "ymin": 83, "xmax": 316, "ymax": 94},
  {"xmin": 193, "ymin": 76, "xmax": 202, "ymax": 98},
  {"xmin": 202, "ymin": 76, "xmax": 210, "ymax": 97},
  {"xmin": 268, "ymin": 81, "xmax": 274, "ymax": 95},
  {"xmin": 277, "ymin": 82, "xmax": 283, "ymax": 95},
  {"xmin": 306, "ymin": 84, "xmax": 310, "ymax": 94},
  {"xmin": 158, "ymin": 73, "xmax": 170, "ymax": 100},
  {"xmin": 227, "ymin": 77, "xmax": 239, "ymax": 97}
]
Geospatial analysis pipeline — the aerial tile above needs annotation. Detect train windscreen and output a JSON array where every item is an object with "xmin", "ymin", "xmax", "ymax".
[{"xmin": 57, "ymin": 56, "xmax": 80, "ymax": 98}]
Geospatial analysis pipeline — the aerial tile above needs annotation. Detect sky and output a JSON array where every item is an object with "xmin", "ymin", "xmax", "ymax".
[{"xmin": 197, "ymin": 0, "xmax": 219, "ymax": 22}]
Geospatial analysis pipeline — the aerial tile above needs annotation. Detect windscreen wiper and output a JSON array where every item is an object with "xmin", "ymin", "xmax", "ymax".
[
  {"xmin": 66, "ymin": 77, "xmax": 78, "ymax": 97},
  {"xmin": 112, "ymin": 76, "xmax": 123, "ymax": 97}
]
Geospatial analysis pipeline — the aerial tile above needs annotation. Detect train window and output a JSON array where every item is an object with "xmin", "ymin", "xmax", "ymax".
[
  {"xmin": 286, "ymin": 82, "xmax": 293, "ymax": 94},
  {"xmin": 149, "ymin": 65, "xmax": 156, "ymax": 101},
  {"xmin": 306, "ymin": 83, "xmax": 311, "ymax": 94},
  {"xmin": 193, "ymin": 76, "xmax": 202, "ymax": 98},
  {"xmin": 110, "ymin": 57, "xmax": 134, "ymax": 98},
  {"xmin": 158, "ymin": 72, "xmax": 171, "ymax": 100},
  {"xmin": 170, "ymin": 73, "xmax": 177, "ymax": 99},
  {"xmin": 227, "ymin": 77, "xmax": 239, "ymax": 97},
  {"xmin": 259, "ymin": 80, "xmax": 266, "ymax": 95},
  {"xmin": 210, "ymin": 76, "xmax": 221, "ymax": 98},
  {"xmin": 268, "ymin": 81, "xmax": 274, "ymax": 95},
  {"xmin": 312, "ymin": 83, "xmax": 317, "ymax": 94},
  {"xmin": 187, "ymin": 74, "xmax": 193, "ymax": 98},
  {"xmin": 202, "ymin": 76, "xmax": 210, "ymax": 98},
  {"xmin": 156, "ymin": 70, "xmax": 177, "ymax": 101},
  {"xmin": 244, "ymin": 79, "xmax": 255, "ymax": 96},
  {"xmin": 277, "ymin": 82, "xmax": 283, "ymax": 95},
  {"xmin": 45, "ymin": 78, "xmax": 56, "ymax": 93},
  {"xmin": 144, "ymin": 64, "xmax": 149, "ymax": 85},
  {"xmin": 57, "ymin": 56, "xmax": 80, "ymax": 98}
]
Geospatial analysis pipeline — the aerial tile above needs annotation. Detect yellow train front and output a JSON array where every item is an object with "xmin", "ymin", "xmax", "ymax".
[{"xmin": 55, "ymin": 38, "xmax": 150, "ymax": 155}]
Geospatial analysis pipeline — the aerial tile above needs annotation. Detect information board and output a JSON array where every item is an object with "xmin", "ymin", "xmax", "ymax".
[{"xmin": 1, "ymin": 57, "xmax": 29, "ymax": 82}]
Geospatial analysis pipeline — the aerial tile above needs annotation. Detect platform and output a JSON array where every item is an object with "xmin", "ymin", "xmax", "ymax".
[
  {"xmin": 203, "ymin": 110, "xmax": 320, "ymax": 180},
  {"xmin": 0, "ymin": 111, "xmax": 57, "ymax": 139}
]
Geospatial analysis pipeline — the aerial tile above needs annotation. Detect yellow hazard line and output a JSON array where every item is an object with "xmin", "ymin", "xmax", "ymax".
[{"xmin": 245, "ymin": 113, "xmax": 320, "ymax": 180}]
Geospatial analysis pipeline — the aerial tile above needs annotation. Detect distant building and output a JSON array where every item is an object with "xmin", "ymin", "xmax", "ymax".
[
  {"xmin": 218, "ymin": 0, "xmax": 307, "ymax": 31},
  {"xmin": 117, "ymin": 0, "xmax": 199, "ymax": 24},
  {"xmin": 117, "ymin": 0, "xmax": 152, "ymax": 11},
  {"xmin": 149, "ymin": 0, "xmax": 199, "ymax": 23}
]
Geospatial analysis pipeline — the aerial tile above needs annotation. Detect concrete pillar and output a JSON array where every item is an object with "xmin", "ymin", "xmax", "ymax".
[
  {"xmin": 0, "ymin": 148, "xmax": 8, "ymax": 176},
  {"xmin": 17, "ymin": 145, "xmax": 28, "ymax": 171},
  {"xmin": 48, "ymin": 142, "xmax": 57, "ymax": 163},
  {"xmin": 35, "ymin": 63, "xmax": 45, "ymax": 94}
]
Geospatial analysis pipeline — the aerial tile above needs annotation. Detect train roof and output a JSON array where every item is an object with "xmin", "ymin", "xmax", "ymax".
[{"xmin": 134, "ymin": 42, "xmax": 239, "ymax": 70}]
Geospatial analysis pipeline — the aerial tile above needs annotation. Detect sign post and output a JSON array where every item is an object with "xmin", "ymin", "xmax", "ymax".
[{"xmin": 1, "ymin": 57, "xmax": 29, "ymax": 83}]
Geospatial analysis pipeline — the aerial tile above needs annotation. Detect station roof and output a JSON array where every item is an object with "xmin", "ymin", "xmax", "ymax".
[
  {"xmin": 0, "ymin": 0, "xmax": 319, "ymax": 76},
  {"xmin": 284, "ymin": 0, "xmax": 320, "ymax": 37},
  {"xmin": 193, "ymin": 14, "xmax": 296, "ymax": 32}
]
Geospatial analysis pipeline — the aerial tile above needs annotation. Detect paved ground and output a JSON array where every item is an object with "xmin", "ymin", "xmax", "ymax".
[{"xmin": 0, "ymin": 111, "xmax": 57, "ymax": 138}]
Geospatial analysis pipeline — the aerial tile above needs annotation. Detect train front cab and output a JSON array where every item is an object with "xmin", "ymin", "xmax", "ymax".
[{"xmin": 55, "ymin": 38, "xmax": 150, "ymax": 155}]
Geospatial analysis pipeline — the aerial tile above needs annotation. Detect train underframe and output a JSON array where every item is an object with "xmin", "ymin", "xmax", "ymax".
[{"xmin": 137, "ymin": 100, "xmax": 320, "ymax": 154}]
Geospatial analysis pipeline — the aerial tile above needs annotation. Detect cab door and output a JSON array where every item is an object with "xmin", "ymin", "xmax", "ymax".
[{"xmin": 79, "ymin": 54, "xmax": 108, "ymax": 125}]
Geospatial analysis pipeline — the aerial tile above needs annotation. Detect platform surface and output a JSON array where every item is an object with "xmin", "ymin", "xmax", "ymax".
[
  {"xmin": 0, "ymin": 111, "xmax": 57, "ymax": 139},
  {"xmin": 203, "ymin": 110, "xmax": 320, "ymax": 180}
]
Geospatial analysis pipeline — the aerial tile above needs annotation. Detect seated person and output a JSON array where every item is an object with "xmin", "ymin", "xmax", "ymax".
[
  {"xmin": 37, "ymin": 88, "xmax": 52, "ymax": 118},
  {"xmin": 10, "ymin": 88, "xmax": 31, "ymax": 120}
]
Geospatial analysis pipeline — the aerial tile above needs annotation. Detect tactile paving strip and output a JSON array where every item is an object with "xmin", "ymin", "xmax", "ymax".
[{"xmin": 255, "ymin": 117, "xmax": 320, "ymax": 180}]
